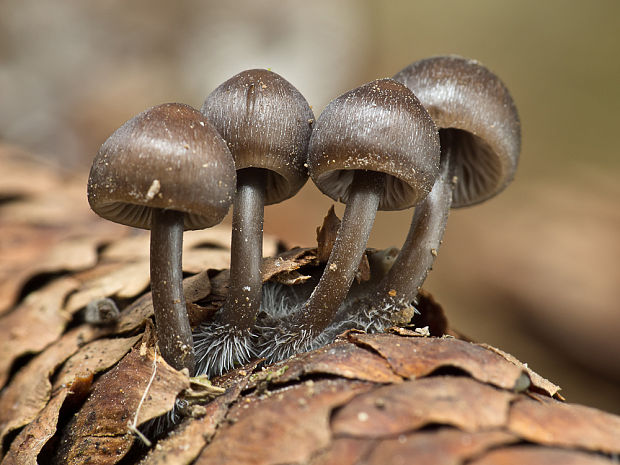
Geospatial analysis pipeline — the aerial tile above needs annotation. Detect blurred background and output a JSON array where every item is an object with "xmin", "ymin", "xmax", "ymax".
[{"xmin": 1, "ymin": 0, "xmax": 618, "ymax": 412}]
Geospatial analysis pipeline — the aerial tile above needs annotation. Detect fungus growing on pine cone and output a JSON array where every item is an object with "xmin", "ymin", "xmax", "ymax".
[
  {"xmin": 345, "ymin": 56, "xmax": 522, "ymax": 335},
  {"xmin": 255, "ymin": 78, "xmax": 440, "ymax": 363},
  {"xmin": 87, "ymin": 103, "xmax": 236, "ymax": 372},
  {"xmin": 1, "ymin": 228, "xmax": 619, "ymax": 464},
  {"xmin": 367, "ymin": 55, "xmax": 521, "ymax": 313},
  {"xmin": 1, "ymin": 58, "xmax": 618, "ymax": 465},
  {"xmin": 197, "ymin": 69, "xmax": 314, "ymax": 376}
]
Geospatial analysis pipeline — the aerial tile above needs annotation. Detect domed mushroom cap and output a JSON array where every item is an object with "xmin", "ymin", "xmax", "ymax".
[
  {"xmin": 88, "ymin": 103, "xmax": 236, "ymax": 230},
  {"xmin": 308, "ymin": 78, "xmax": 440, "ymax": 211},
  {"xmin": 393, "ymin": 56, "xmax": 521, "ymax": 207},
  {"xmin": 201, "ymin": 69, "xmax": 314, "ymax": 205}
]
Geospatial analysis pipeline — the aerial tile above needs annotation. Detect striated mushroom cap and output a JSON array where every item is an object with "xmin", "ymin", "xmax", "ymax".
[
  {"xmin": 308, "ymin": 79, "xmax": 440, "ymax": 211},
  {"xmin": 201, "ymin": 69, "xmax": 314, "ymax": 205},
  {"xmin": 393, "ymin": 55, "xmax": 521, "ymax": 207},
  {"xmin": 88, "ymin": 103, "xmax": 236, "ymax": 230}
]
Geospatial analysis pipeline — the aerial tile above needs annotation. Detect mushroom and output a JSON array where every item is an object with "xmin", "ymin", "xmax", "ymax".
[
  {"xmin": 259, "ymin": 78, "xmax": 440, "ymax": 361},
  {"xmin": 196, "ymin": 69, "xmax": 313, "ymax": 375},
  {"xmin": 87, "ymin": 103, "xmax": 236, "ymax": 372},
  {"xmin": 365, "ymin": 56, "xmax": 521, "ymax": 321}
]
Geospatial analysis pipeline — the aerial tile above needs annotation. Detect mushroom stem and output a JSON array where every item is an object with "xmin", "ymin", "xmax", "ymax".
[
  {"xmin": 222, "ymin": 168, "xmax": 266, "ymax": 329},
  {"xmin": 150, "ymin": 208, "xmax": 195, "ymax": 372},
  {"xmin": 296, "ymin": 169, "xmax": 384, "ymax": 333},
  {"xmin": 372, "ymin": 135, "xmax": 455, "ymax": 313}
]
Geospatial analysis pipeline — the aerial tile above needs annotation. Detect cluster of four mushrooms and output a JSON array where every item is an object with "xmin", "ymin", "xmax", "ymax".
[{"xmin": 87, "ymin": 56, "xmax": 520, "ymax": 376}]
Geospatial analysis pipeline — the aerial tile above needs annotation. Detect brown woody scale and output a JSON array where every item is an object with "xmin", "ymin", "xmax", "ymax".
[{"xmin": 1, "ymin": 145, "xmax": 620, "ymax": 464}]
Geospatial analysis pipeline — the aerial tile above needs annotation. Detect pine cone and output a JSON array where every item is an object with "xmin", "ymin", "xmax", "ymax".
[{"xmin": 1, "ymin": 145, "xmax": 619, "ymax": 464}]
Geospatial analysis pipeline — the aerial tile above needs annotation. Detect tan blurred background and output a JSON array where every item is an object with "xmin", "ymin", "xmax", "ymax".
[{"xmin": 1, "ymin": 0, "xmax": 618, "ymax": 411}]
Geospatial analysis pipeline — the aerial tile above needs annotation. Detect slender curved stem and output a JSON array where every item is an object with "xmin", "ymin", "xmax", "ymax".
[
  {"xmin": 372, "ymin": 146, "xmax": 455, "ymax": 310},
  {"xmin": 221, "ymin": 168, "xmax": 265, "ymax": 330},
  {"xmin": 294, "ymin": 170, "xmax": 384, "ymax": 333},
  {"xmin": 150, "ymin": 208, "xmax": 195, "ymax": 372}
]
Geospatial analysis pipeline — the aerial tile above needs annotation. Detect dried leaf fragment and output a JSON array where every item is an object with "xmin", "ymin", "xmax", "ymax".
[
  {"xmin": 316, "ymin": 205, "xmax": 341, "ymax": 263},
  {"xmin": 53, "ymin": 334, "xmax": 142, "ymax": 390},
  {"xmin": 271, "ymin": 269, "xmax": 312, "ymax": 286},
  {"xmin": 261, "ymin": 247, "xmax": 318, "ymax": 282},
  {"xmin": 315, "ymin": 206, "xmax": 370, "ymax": 283}
]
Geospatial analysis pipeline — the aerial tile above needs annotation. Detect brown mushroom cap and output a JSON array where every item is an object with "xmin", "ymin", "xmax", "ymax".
[
  {"xmin": 201, "ymin": 69, "xmax": 314, "ymax": 205},
  {"xmin": 308, "ymin": 79, "xmax": 440, "ymax": 211},
  {"xmin": 88, "ymin": 103, "xmax": 236, "ymax": 230},
  {"xmin": 393, "ymin": 56, "xmax": 521, "ymax": 207}
]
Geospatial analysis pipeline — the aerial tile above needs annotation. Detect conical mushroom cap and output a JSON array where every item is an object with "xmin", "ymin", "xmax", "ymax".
[
  {"xmin": 88, "ymin": 103, "xmax": 236, "ymax": 230},
  {"xmin": 308, "ymin": 79, "xmax": 440, "ymax": 211},
  {"xmin": 202, "ymin": 69, "xmax": 314, "ymax": 205},
  {"xmin": 394, "ymin": 56, "xmax": 521, "ymax": 207}
]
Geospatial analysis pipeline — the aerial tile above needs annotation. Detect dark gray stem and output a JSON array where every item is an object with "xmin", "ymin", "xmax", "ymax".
[
  {"xmin": 221, "ymin": 168, "xmax": 265, "ymax": 330},
  {"xmin": 295, "ymin": 170, "xmax": 384, "ymax": 333},
  {"xmin": 150, "ymin": 208, "xmax": 195, "ymax": 372},
  {"xmin": 372, "ymin": 148, "xmax": 455, "ymax": 311}
]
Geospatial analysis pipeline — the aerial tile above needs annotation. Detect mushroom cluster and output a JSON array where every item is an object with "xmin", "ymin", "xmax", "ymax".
[{"xmin": 87, "ymin": 56, "xmax": 520, "ymax": 378}]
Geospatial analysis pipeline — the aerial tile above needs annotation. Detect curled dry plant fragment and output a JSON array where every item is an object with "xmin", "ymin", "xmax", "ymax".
[
  {"xmin": 366, "ymin": 55, "xmax": 521, "ymax": 317},
  {"xmin": 197, "ymin": 69, "xmax": 314, "ymax": 376},
  {"xmin": 88, "ymin": 103, "xmax": 236, "ymax": 372},
  {"xmin": 258, "ymin": 78, "xmax": 440, "ymax": 363}
]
